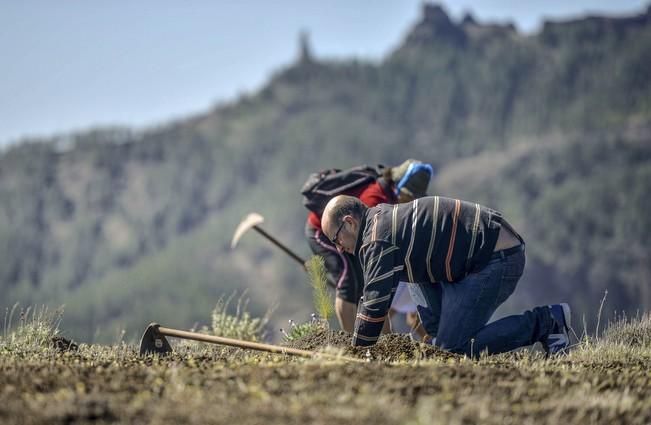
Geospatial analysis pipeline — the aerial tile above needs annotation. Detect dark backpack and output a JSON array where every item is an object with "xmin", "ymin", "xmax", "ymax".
[{"xmin": 301, "ymin": 165, "xmax": 383, "ymax": 216}]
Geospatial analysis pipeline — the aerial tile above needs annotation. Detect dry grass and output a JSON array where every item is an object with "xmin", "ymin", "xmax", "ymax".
[{"xmin": 203, "ymin": 291, "xmax": 273, "ymax": 342}]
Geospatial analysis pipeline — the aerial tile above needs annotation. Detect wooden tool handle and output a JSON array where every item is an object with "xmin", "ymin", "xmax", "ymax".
[
  {"xmin": 157, "ymin": 326, "xmax": 364, "ymax": 363},
  {"xmin": 253, "ymin": 226, "xmax": 306, "ymax": 266}
]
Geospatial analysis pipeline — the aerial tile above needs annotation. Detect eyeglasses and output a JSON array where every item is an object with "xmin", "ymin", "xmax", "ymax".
[{"xmin": 331, "ymin": 220, "xmax": 346, "ymax": 246}]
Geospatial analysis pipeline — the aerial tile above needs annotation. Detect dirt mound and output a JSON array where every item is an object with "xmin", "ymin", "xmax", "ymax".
[
  {"xmin": 51, "ymin": 336, "xmax": 78, "ymax": 352},
  {"xmin": 285, "ymin": 329, "xmax": 457, "ymax": 362}
]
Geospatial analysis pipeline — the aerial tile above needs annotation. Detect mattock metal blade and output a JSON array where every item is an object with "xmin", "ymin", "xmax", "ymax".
[
  {"xmin": 139, "ymin": 322, "xmax": 173, "ymax": 356},
  {"xmin": 231, "ymin": 212, "xmax": 265, "ymax": 249}
]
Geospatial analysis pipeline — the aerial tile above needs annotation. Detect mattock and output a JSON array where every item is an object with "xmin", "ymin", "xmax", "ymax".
[
  {"xmin": 139, "ymin": 322, "xmax": 363, "ymax": 362},
  {"xmin": 231, "ymin": 212, "xmax": 306, "ymax": 267}
]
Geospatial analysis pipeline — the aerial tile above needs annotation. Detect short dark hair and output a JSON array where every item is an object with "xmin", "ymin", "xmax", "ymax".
[{"xmin": 330, "ymin": 196, "xmax": 366, "ymax": 226}]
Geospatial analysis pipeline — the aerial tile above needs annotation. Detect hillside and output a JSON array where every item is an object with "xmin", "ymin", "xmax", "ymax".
[{"xmin": 1, "ymin": 3, "xmax": 650, "ymax": 342}]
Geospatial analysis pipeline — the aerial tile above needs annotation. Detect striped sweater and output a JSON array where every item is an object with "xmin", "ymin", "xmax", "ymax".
[{"xmin": 352, "ymin": 196, "xmax": 506, "ymax": 346}]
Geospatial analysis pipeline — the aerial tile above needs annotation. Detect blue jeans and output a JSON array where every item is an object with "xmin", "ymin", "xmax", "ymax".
[{"xmin": 408, "ymin": 249, "xmax": 555, "ymax": 357}]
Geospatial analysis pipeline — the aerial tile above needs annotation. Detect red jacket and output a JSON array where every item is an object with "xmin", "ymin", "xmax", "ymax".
[{"xmin": 307, "ymin": 180, "xmax": 397, "ymax": 230}]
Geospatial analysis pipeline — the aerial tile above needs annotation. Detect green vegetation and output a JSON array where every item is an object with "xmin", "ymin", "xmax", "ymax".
[
  {"xmin": 306, "ymin": 255, "xmax": 334, "ymax": 322},
  {"xmin": 204, "ymin": 292, "xmax": 273, "ymax": 342},
  {"xmin": 2, "ymin": 304, "xmax": 64, "ymax": 351},
  {"xmin": 0, "ymin": 5, "xmax": 650, "ymax": 342},
  {"xmin": 280, "ymin": 256, "xmax": 333, "ymax": 342},
  {"xmin": 280, "ymin": 319, "xmax": 323, "ymax": 342}
]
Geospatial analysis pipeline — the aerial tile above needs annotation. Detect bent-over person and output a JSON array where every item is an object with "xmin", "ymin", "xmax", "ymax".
[
  {"xmin": 321, "ymin": 195, "xmax": 572, "ymax": 357},
  {"xmin": 304, "ymin": 160, "xmax": 432, "ymax": 335}
]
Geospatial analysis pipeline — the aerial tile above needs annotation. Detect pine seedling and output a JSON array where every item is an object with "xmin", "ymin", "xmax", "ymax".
[{"xmin": 306, "ymin": 255, "xmax": 334, "ymax": 322}]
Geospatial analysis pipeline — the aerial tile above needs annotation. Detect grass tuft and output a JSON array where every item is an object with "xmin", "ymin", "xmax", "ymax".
[
  {"xmin": 601, "ymin": 311, "xmax": 651, "ymax": 348},
  {"xmin": 204, "ymin": 291, "xmax": 272, "ymax": 342},
  {"xmin": 1, "ymin": 304, "xmax": 64, "ymax": 350}
]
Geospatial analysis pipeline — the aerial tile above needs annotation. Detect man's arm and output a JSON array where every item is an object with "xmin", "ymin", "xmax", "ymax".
[{"xmin": 353, "ymin": 241, "xmax": 401, "ymax": 346}]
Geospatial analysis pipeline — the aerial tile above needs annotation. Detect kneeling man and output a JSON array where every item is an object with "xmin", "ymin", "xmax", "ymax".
[{"xmin": 321, "ymin": 195, "xmax": 571, "ymax": 357}]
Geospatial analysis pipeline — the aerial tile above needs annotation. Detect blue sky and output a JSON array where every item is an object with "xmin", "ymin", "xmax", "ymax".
[{"xmin": 0, "ymin": 0, "xmax": 647, "ymax": 146}]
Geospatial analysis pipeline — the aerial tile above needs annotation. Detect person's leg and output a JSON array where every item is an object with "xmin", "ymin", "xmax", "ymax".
[
  {"xmin": 335, "ymin": 297, "xmax": 357, "ymax": 332},
  {"xmin": 435, "ymin": 251, "xmax": 557, "ymax": 356},
  {"xmin": 339, "ymin": 251, "xmax": 367, "ymax": 332},
  {"xmin": 392, "ymin": 282, "xmax": 428, "ymax": 339},
  {"xmin": 461, "ymin": 306, "xmax": 556, "ymax": 356},
  {"xmin": 405, "ymin": 311, "xmax": 428, "ymax": 340},
  {"xmin": 305, "ymin": 223, "xmax": 346, "ymax": 289}
]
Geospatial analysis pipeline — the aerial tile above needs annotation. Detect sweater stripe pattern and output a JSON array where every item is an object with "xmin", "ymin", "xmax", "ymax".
[{"xmin": 352, "ymin": 196, "xmax": 504, "ymax": 346}]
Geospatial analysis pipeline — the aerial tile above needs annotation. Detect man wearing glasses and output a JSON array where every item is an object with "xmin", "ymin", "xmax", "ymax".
[
  {"xmin": 321, "ymin": 195, "xmax": 572, "ymax": 356},
  {"xmin": 304, "ymin": 160, "xmax": 433, "ymax": 334}
]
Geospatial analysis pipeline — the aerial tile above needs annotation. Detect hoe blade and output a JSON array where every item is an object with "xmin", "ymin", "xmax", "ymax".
[
  {"xmin": 139, "ymin": 323, "xmax": 173, "ymax": 356},
  {"xmin": 231, "ymin": 212, "xmax": 264, "ymax": 248}
]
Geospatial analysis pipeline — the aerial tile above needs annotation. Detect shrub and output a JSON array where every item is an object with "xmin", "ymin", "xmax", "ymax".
[{"xmin": 205, "ymin": 292, "xmax": 272, "ymax": 342}]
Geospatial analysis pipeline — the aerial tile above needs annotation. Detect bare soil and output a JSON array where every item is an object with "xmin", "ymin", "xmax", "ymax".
[{"xmin": 286, "ymin": 329, "xmax": 457, "ymax": 361}]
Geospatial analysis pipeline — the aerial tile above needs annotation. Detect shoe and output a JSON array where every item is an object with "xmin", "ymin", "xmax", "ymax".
[{"xmin": 543, "ymin": 303, "xmax": 571, "ymax": 355}]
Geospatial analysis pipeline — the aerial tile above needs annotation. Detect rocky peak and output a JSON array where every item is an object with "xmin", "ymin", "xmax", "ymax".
[
  {"xmin": 298, "ymin": 31, "xmax": 313, "ymax": 64},
  {"xmin": 402, "ymin": 3, "xmax": 467, "ymax": 47},
  {"xmin": 540, "ymin": 5, "xmax": 650, "ymax": 46},
  {"xmin": 422, "ymin": 3, "xmax": 451, "ymax": 25},
  {"xmin": 461, "ymin": 12, "xmax": 477, "ymax": 27}
]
